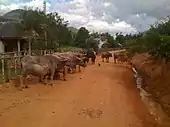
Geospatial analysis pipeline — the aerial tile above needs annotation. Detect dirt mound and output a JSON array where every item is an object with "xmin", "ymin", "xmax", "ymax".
[{"xmin": 131, "ymin": 53, "xmax": 170, "ymax": 120}]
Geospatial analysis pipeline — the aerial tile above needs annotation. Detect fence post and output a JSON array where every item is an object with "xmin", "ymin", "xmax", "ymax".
[
  {"xmin": 44, "ymin": 50, "xmax": 46, "ymax": 54},
  {"xmin": 40, "ymin": 50, "xmax": 42, "ymax": 55},
  {"xmin": 17, "ymin": 40, "xmax": 21, "ymax": 56},
  {"xmin": 14, "ymin": 53, "xmax": 17, "ymax": 75},
  {"xmin": 1, "ymin": 55, "xmax": 5, "ymax": 83},
  {"xmin": 28, "ymin": 38, "xmax": 31, "ymax": 55},
  {"xmin": 7, "ymin": 58, "xmax": 11, "ymax": 82}
]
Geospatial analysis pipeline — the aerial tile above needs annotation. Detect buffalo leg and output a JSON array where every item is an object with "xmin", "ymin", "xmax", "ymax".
[
  {"xmin": 54, "ymin": 71, "xmax": 60, "ymax": 79},
  {"xmin": 39, "ymin": 77, "xmax": 42, "ymax": 82},
  {"xmin": 19, "ymin": 75, "xmax": 24, "ymax": 90},
  {"xmin": 87, "ymin": 58, "xmax": 89, "ymax": 63},
  {"xmin": 63, "ymin": 66, "xmax": 67, "ymax": 81},
  {"xmin": 48, "ymin": 68, "xmax": 55, "ymax": 86},
  {"xmin": 78, "ymin": 65, "xmax": 81, "ymax": 72},
  {"xmin": 108, "ymin": 57, "xmax": 110, "ymax": 62},
  {"xmin": 67, "ymin": 68, "xmax": 71, "ymax": 74},
  {"xmin": 20, "ymin": 71, "xmax": 29, "ymax": 89},
  {"xmin": 39, "ymin": 76, "xmax": 45, "ymax": 82},
  {"xmin": 73, "ymin": 67, "xmax": 76, "ymax": 73},
  {"xmin": 114, "ymin": 58, "xmax": 116, "ymax": 63},
  {"xmin": 83, "ymin": 58, "xmax": 87, "ymax": 65},
  {"xmin": 106, "ymin": 57, "xmax": 109, "ymax": 63},
  {"xmin": 71, "ymin": 65, "xmax": 76, "ymax": 73},
  {"xmin": 92, "ymin": 57, "xmax": 95, "ymax": 64},
  {"xmin": 43, "ymin": 75, "xmax": 49, "ymax": 85},
  {"xmin": 102, "ymin": 58, "xmax": 104, "ymax": 62},
  {"xmin": 70, "ymin": 68, "xmax": 73, "ymax": 74},
  {"xmin": 70, "ymin": 67, "xmax": 75, "ymax": 74}
]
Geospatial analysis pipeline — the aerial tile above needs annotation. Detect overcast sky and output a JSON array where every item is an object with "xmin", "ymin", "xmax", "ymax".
[{"xmin": 0, "ymin": 0, "xmax": 170, "ymax": 35}]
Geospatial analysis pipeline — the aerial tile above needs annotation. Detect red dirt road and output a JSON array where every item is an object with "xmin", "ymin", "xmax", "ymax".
[{"xmin": 0, "ymin": 58, "xmax": 156, "ymax": 127}]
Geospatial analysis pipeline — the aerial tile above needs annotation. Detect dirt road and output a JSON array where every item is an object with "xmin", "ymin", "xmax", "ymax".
[{"xmin": 0, "ymin": 57, "xmax": 156, "ymax": 127}]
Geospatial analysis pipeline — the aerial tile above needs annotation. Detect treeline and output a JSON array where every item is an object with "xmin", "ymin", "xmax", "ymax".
[
  {"xmin": 115, "ymin": 17, "xmax": 170, "ymax": 62},
  {"xmin": 14, "ymin": 8, "xmax": 125, "ymax": 52}
]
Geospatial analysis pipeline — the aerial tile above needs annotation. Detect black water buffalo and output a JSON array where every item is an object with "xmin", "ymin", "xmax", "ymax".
[{"xmin": 84, "ymin": 49, "xmax": 96, "ymax": 64}]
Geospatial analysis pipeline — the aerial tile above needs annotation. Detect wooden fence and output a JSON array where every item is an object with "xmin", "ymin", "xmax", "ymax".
[
  {"xmin": 97, "ymin": 47, "xmax": 128, "ymax": 54},
  {"xmin": 0, "ymin": 49, "xmax": 56, "ymax": 84}
]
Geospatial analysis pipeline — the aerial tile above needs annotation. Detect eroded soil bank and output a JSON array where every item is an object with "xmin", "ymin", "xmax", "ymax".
[{"xmin": 131, "ymin": 53, "xmax": 170, "ymax": 126}]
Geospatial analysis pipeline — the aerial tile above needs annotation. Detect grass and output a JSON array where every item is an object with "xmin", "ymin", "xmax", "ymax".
[{"xmin": 0, "ymin": 68, "xmax": 22, "ymax": 84}]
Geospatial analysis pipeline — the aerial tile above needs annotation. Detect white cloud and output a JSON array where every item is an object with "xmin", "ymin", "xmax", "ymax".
[
  {"xmin": 82, "ymin": 20, "xmax": 136, "ymax": 34},
  {"xmin": 0, "ymin": 0, "xmax": 8, "ymax": 2},
  {"xmin": 104, "ymin": 2, "xmax": 111, "ymax": 7},
  {"xmin": 0, "ymin": 0, "xmax": 51, "ymax": 14},
  {"xmin": 1, "ymin": 0, "xmax": 170, "ymax": 35},
  {"xmin": 51, "ymin": 0, "xmax": 136, "ymax": 34}
]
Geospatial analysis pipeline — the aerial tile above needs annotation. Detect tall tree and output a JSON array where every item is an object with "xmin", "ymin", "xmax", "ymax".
[
  {"xmin": 16, "ymin": 9, "xmax": 71, "ymax": 50},
  {"xmin": 86, "ymin": 36, "xmax": 99, "ymax": 51},
  {"xmin": 74, "ymin": 27, "xmax": 89, "ymax": 48}
]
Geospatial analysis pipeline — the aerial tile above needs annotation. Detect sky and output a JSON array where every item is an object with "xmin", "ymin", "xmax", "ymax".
[{"xmin": 0, "ymin": 0, "xmax": 170, "ymax": 35}]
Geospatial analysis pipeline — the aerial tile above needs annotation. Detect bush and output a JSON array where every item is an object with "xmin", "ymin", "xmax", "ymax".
[{"xmin": 125, "ymin": 16, "xmax": 170, "ymax": 62}]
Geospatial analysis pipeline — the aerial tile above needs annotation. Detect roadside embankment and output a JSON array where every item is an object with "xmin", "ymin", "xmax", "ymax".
[{"xmin": 131, "ymin": 53, "xmax": 170, "ymax": 126}]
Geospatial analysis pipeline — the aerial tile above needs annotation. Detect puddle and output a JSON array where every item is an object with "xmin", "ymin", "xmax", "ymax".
[{"xmin": 132, "ymin": 67, "xmax": 170, "ymax": 126}]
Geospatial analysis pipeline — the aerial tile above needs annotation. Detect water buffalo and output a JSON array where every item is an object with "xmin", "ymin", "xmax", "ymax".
[
  {"xmin": 20, "ymin": 55, "xmax": 57, "ymax": 88},
  {"xmin": 113, "ymin": 52, "xmax": 128, "ymax": 63},
  {"xmin": 45, "ymin": 54, "xmax": 70, "ymax": 80},
  {"xmin": 55, "ymin": 52, "xmax": 86, "ymax": 74},
  {"xmin": 101, "ymin": 51, "xmax": 112, "ymax": 62},
  {"xmin": 85, "ymin": 49, "xmax": 96, "ymax": 64},
  {"xmin": 71, "ymin": 52, "xmax": 88, "ymax": 65}
]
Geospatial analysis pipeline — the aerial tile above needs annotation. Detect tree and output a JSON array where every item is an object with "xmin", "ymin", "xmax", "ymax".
[
  {"xmin": 16, "ymin": 8, "xmax": 71, "ymax": 50},
  {"xmin": 86, "ymin": 36, "xmax": 99, "ymax": 51},
  {"xmin": 101, "ymin": 42, "xmax": 110, "ymax": 48},
  {"xmin": 90, "ymin": 32, "xmax": 99, "ymax": 38},
  {"xmin": 115, "ymin": 32, "xmax": 125, "ymax": 46},
  {"xmin": 74, "ymin": 27, "xmax": 89, "ymax": 48},
  {"xmin": 125, "ymin": 15, "xmax": 170, "ymax": 62},
  {"xmin": 101, "ymin": 32, "xmax": 118, "ymax": 48}
]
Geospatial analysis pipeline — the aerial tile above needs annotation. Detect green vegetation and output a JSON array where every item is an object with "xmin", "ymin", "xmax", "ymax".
[
  {"xmin": 6, "ymin": 8, "xmax": 122, "ymax": 51},
  {"xmin": 115, "ymin": 17, "xmax": 170, "ymax": 62}
]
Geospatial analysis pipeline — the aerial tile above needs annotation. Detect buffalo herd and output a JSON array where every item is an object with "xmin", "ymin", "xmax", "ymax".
[
  {"xmin": 101, "ymin": 51, "xmax": 128, "ymax": 64},
  {"xmin": 18, "ymin": 50, "xmax": 128, "ymax": 89},
  {"xmin": 19, "ymin": 50, "xmax": 96, "ymax": 89}
]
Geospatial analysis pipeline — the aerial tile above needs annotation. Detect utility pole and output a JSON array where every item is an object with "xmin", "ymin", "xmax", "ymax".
[
  {"xmin": 43, "ymin": 0, "xmax": 46, "ymax": 14},
  {"xmin": 43, "ymin": 0, "xmax": 47, "ymax": 52}
]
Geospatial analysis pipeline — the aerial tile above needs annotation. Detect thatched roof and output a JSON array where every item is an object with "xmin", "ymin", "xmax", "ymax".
[
  {"xmin": 0, "ymin": 9, "xmax": 25, "ymax": 38},
  {"xmin": 3, "ymin": 9, "xmax": 25, "ymax": 20},
  {"xmin": 0, "ymin": 22, "xmax": 24, "ymax": 38}
]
